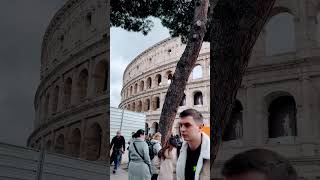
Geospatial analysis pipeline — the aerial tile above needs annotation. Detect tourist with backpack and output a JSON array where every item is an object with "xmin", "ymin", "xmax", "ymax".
[
  {"xmin": 128, "ymin": 129, "xmax": 151, "ymax": 180},
  {"xmin": 157, "ymin": 135, "xmax": 180, "ymax": 180},
  {"xmin": 150, "ymin": 132, "xmax": 162, "ymax": 180}
]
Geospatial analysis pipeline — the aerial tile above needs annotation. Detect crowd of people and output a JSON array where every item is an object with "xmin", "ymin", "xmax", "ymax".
[
  {"xmin": 110, "ymin": 108, "xmax": 298, "ymax": 180},
  {"xmin": 110, "ymin": 108, "xmax": 210, "ymax": 180}
]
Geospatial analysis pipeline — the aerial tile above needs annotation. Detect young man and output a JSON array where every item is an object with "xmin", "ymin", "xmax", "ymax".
[
  {"xmin": 110, "ymin": 130, "xmax": 125, "ymax": 174},
  {"xmin": 176, "ymin": 109, "xmax": 210, "ymax": 180},
  {"xmin": 222, "ymin": 148, "xmax": 297, "ymax": 180}
]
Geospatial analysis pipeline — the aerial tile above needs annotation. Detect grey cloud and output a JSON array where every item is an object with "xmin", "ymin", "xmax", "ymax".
[{"xmin": 0, "ymin": 0, "xmax": 65, "ymax": 146}]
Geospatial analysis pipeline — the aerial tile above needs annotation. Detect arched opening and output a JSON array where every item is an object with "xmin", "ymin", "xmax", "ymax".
[
  {"xmin": 63, "ymin": 78, "xmax": 72, "ymax": 108},
  {"xmin": 54, "ymin": 134, "xmax": 64, "ymax": 154},
  {"xmin": 145, "ymin": 123, "xmax": 149, "ymax": 135},
  {"xmin": 45, "ymin": 140, "xmax": 52, "ymax": 151},
  {"xmin": 155, "ymin": 74, "xmax": 162, "ymax": 86},
  {"xmin": 134, "ymin": 83, "xmax": 138, "ymax": 94},
  {"xmin": 77, "ymin": 69, "xmax": 88, "ymax": 102},
  {"xmin": 132, "ymin": 102, "xmax": 136, "ymax": 111},
  {"xmin": 268, "ymin": 96, "xmax": 297, "ymax": 138},
  {"xmin": 140, "ymin": 81, "xmax": 145, "ymax": 91},
  {"xmin": 52, "ymin": 86, "xmax": 59, "ymax": 114},
  {"xmin": 93, "ymin": 60, "xmax": 107, "ymax": 95},
  {"xmin": 223, "ymin": 100, "xmax": 244, "ymax": 141},
  {"xmin": 194, "ymin": 91, "xmax": 203, "ymax": 105},
  {"xmin": 192, "ymin": 65, "xmax": 203, "ymax": 80},
  {"xmin": 147, "ymin": 77, "xmax": 152, "ymax": 89},
  {"xmin": 317, "ymin": 11, "xmax": 320, "ymax": 47},
  {"xmin": 130, "ymin": 86, "xmax": 133, "ymax": 96},
  {"xmin": 127, "ymin": 104, "xmax": 131, "ymax": 110},
  {"xmin": 70, "ymin": 128, "xmax": 81, "ymax": 157},
  {"xmin": 85, "ymin": 123, "xmax": 102, "ymax": 161},
  {"xmin": 152, "ymin": 96, "xmax": 160, "ymax": 110},
  {"xmin": 43, "ymin": 93, "xmax": 50, "ymax": 120},
  {"xmin": 167, "ymin": 71, "xmax": 173, "ymax": 84},
  {"xmin": 145, "ymin": 99, "xmax": 150, "ymax": 111},
  {"xmin": 265, "ymin": 11, "xmax": 296, "ymax": 56},
  {"xmin": 151, "ymin": 122, "xmax": 159, "ymax": 135},
  {"xmin": 179, "ymin": 93, "xmax": 186, "ymax": 106},
  {"xmin": 137, "ymin": 100, "xmax": 142, "ymax": 112}
]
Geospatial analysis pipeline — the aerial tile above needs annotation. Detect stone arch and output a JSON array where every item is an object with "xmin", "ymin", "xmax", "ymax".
[
  {"xmin": 132, "ymin": 102, "xmax": 136, "ymax": 111},
  {"xmin": 316, "ymin": 6, "xmax": 320, "ymax": 47},
  {"xmin": 192, "ymin": 65, "xmax": 203, "ymax": 80},
  {"xmin": 266, "ymin": 93, "xmax": 297, "ymax": 138},
  {"xmin": 45, "ymin": 140, "xmax": 52, "ymax": 151},
  {"xmin": 155, "ymin": 74, "xmax": 162, "ymax": 86},
  {"xmin": 166, "ymin": 71, "xmax": 173, "ymax": 84},
  {"xmin": 85, "ymin": 123, "xmax": 102, "ymax": 161},
  {"xmin": 69, "ymin": 128, "xmax": 81, "ymax": 157},
  {"xmin": 134, "ymin": 83, "xmax": 138, "ymax": 94},
  {"xmin": 223, "ymin": 100, "xmax": 244, "ymax": 141},
  {"xmin": 54, "ymin": 134, "xmax": 65, "ymax": 154},
  {"xmin": 63, "ymin": 78, "xmax": 72, "ymax": 108},
  {"xmin": 152, "ymin": 96, "xmax": 160, "ymax": 110},
  {"xmin": 151, "ymin": 122, "xmax": 159, "ymax": 134},
  {"xmin": 52, "ymin": 86, "xmax": 59, "ymax": 114},
  {"xmin": 93, "ymin": 60, "xmax": 107, "ymax": 95},
  {"xmin": 42, "ymin": 93, "xmax": 50, "ymax": 120},
  {"xmin": 77, "ymin": 69, "xmax": 89, "ymax": 102},
  {"xmin": 137, "ymin": 100, "xmax": 142, "ymax": 112},
  {"xmin": 179, "ymin": 93, "xmax": 186, "ymax": 106},
  {"xmin": 130, "ymin": 86, "xmax": 133, "ymax": 96},
  {"xmin": 140, "ymin": 81, "xmax": 145, "ymax": 91},
  {"xmin": 147, "ymin": 77, "xmax": 152, "ymax": 89},
  {"xmin": 145, "ymin": 123, "xmax": 149, "ymax": 135},
  {"xmin": 265, "ymin": 8, "xmax": 296, "ymax": 56},
  {"xmin": 127, "ymin": 104, "xmax": 131, "ymax": 110},
  {"xmin": 194, "ymin": 91, "xmax": 203, "ymax": 105},
  {"xmin": 145, "ymin": 98, "xmax": 151, "ymax": 111}
]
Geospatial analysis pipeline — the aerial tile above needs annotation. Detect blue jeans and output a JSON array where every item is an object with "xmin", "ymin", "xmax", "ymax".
[{"xmin": 113, "ymin": 150, "xmax": 122, "ymax": 170}]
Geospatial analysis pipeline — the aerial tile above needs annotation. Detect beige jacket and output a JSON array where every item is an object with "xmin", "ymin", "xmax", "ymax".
[{"xmin": 158, "ymin": 148, "xmax": 177, "ymax": 180}]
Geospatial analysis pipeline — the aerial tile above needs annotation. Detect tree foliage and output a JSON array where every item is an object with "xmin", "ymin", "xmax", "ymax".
[{"xmin": 111, "ymin": 0, "xmax": 211, "ymax": 42}]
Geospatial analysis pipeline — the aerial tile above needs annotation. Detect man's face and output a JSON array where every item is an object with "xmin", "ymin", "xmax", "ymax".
[
  {"xmin": 116, "ymin": 132, "xmax": 121, "ymax": 137},
  {"xmin": 226, "ymin": 172, "xmax": 267, "ymax": 180},
  {"xmin": 179, "ymin": 116, "xmax": 201, "ymax": 142}
]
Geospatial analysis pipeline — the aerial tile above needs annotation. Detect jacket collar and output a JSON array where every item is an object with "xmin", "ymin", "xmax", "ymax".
[{"xmin": 181, "ymin": 132, "xmax": 210, "ymax": 159}]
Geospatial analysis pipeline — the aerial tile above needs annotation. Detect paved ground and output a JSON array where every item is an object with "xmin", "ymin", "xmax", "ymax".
[{"xmin": 110, "ymin": 164, "xmax": 128, "ymax": 180}]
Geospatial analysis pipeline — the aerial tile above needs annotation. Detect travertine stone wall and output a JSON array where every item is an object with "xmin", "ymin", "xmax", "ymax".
[{"xmin": 28, "ymin": 0, "xmax": 108, "ymax": 162}]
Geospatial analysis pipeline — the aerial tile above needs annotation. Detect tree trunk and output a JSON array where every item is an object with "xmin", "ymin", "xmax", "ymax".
[
  {"xmin": 159, "ymin": 0, "xmax": 209, "ymax": 145},
  {"xmin": 209, "ymin": 0, "xmax": 276, "ymax": 169}
]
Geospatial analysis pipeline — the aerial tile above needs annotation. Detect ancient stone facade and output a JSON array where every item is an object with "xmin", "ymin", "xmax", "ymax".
[
  {"xmin": 120, "ymin": 0, "xmax": 320, "ymax": 178},
  {"xmin": 119, "ymin": 38, "xmax": 210, "ymax": 135},
  {"xmin": 27, "ymin": 0, "xmax": 108, "ymax": 161}
]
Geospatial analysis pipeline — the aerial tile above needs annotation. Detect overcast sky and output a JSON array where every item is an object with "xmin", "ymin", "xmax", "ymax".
[
  {"xmin": 0, "ymin": 0, "xmax": 65, "ymax": 146},
  {"xmin": 110, "ymin": 18, "xmax": 170, "ymax": 107}
]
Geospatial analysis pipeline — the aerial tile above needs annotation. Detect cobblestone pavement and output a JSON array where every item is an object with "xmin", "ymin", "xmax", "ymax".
[{"xmin": 110, "ymin": 164, "xmax": 128, "ymax": 180}]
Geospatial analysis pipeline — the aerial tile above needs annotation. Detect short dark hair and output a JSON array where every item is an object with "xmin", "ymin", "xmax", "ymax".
[
  {"xmin": 179, "ymin": 109, "xmax": 203, "ymax": 124},
  {"xmin": 222, "ymin": 149, "xmax": 297, "ymax": 180}
]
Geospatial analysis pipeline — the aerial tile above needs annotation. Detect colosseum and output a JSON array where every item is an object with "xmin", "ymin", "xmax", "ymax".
[
  {"xmin": 119, "ymin": 0, "xmax": 320, "ymax": 178},
  {"xmin": 27, "ymin": 0, "xmax": 108, "ymax": 161}
]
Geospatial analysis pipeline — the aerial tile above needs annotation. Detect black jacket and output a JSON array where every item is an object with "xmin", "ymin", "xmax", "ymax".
[{"xmin": 110, "ymin": 136, "xmax": 125, "ymax": 151}]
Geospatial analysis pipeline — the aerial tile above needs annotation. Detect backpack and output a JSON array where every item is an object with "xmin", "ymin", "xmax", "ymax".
[{"xmin": 147, "ymin": 140, "xmax": 157, "ymax": 160}]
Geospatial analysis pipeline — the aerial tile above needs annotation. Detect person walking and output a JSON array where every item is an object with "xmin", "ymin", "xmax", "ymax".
[
  {"xmin": 150, "ymin": 132, "xmax": 162, "ymax": 180},
  {"xmin": 110, "ymin": 130, "xmax": 125, "ymax": 174},
  {"xmin": 157, "ymin": 135, "xmax": 179, "ymax": 180},
  {"xmin": 128, "ymin": 129, "xmax": 152, "ymax": 180}
]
